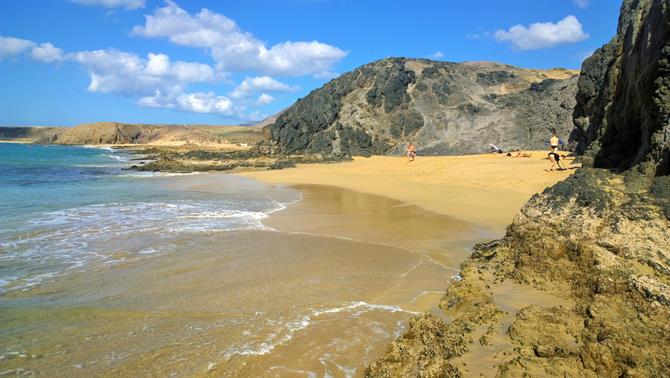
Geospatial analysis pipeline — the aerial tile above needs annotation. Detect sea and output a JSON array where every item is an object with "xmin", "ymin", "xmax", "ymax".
[{"xmin": 0, "ymin": 143, "xmax": 295, "ymax": 295}]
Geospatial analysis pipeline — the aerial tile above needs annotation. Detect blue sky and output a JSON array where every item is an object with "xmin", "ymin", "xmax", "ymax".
[{"xmin": 0, "ymin": 0, "xmax": 621, "ymax": 126}]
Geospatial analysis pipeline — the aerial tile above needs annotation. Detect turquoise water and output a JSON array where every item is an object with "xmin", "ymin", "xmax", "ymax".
[{"xmin": 0, "ymin": 143, "xmax": 292, "ymax": 294}]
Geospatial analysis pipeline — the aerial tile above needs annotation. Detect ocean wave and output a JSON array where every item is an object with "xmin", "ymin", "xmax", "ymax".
[
  {"xmin": 81, "ymin": 145, "xmax": 115, "ymax": 151},
  {"xmin": 120, "ymin": 171, "xmax": 202, "ymax": 178},
  {"xmin": 222, "ymin": 301, "xmax": 417, "ymax": 359},
  {"xmin": 0, "ymin": 198, "xmax": 289, "ymax": 294},
  {"xmin": 102, "ymin": 154, "xmax": 127, "ymax": 161}
]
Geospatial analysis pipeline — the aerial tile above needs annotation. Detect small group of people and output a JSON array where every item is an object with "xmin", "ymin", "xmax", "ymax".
[{"xmin": 406, "ymin": 130, "xmax": 570, "ymax": 170}]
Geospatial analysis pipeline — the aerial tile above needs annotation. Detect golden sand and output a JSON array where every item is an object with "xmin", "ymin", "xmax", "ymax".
[{"xmin": 241, "ymin": 152, "xmax": 577, "ymax": 235}]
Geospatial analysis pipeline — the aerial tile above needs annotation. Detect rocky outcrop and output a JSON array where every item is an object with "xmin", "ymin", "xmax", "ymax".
[
  {"xmin": 267, "ymin": 59, "xmax": 578, "ymax": 157},
  {"xmin": 368, "ymin": 0, "xmax": 669, "ymax": 376},
  {"xmin": 571, "ymin": 0, "xmax": 670, "ymax": 174}
]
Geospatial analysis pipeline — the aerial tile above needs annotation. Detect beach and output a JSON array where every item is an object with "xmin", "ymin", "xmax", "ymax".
[
  {"xmin": 241, "ymin": 153, "xmax": 577, "ymax": 234},
  {"xmin": 0, "ymin": 147, "xmax": 576, "ymax": 376}
]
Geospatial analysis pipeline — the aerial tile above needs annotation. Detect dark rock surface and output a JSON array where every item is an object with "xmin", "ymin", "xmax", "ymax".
[
  {"xmin": 267, "ymin": 59, "xmax": 578, "ymax": 157},
  {"xmin": 368, "ymin": 0, "xmax": 669, "ymax": 376},
  {"xmin": 571, "ymin": 0, "xmax": 670, "ymax": 174}
]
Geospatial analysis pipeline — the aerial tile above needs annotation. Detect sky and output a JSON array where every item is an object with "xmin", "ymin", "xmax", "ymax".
[{"xmin": 0, "ymin": 0, "xmax": 621, "ymax": 126}]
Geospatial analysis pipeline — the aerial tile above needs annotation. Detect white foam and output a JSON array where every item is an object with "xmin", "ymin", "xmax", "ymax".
[
  {"xmin": 1, "ymin": 198, "xmax": 290, "ymax": 294},
  {"xmin": 119, "ymin": 171, "xmax": 203, "ymax": 178},
  {"xmin": 103, "ymin": 154, "xmax": 127, "ymax": 161},
  {"xmin": 223, "ymin": 301, "xmax": 418, "ymax": 359},
  {"xmin": 82, "ymin": 145, "xmax": 114, "ymax": 151},
  {"xmin": 313, "ymin": 301, "xmax": 419, "ymax": 317}
]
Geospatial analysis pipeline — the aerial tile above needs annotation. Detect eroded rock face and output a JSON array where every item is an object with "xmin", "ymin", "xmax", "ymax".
[
  {"xmin": 268, "ymin": 59, "xmax": 578, "ymax": 157},
  {"xmin": 368, "ymin": 0, "xmax": 670, "ymax": 376},
  {"xmin": 571, "ymin": 0, "xmax": 670, "ymax": 175}
]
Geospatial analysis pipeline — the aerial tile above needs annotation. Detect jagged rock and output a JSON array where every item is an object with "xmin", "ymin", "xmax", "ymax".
[
  {"xmin": 571, "ymin": 0, "xmax": 670, "ymax": 175},
  {"xmin": 507, "ymin": 306, "xmax": 582, "ymax": 358},
  {"xmin": 268, "ymin": 59, "xmax": 578, "ymax": 157},
  {"xmin": 369, "ymin": 0, "xmax": 670, "ymax": 376}
]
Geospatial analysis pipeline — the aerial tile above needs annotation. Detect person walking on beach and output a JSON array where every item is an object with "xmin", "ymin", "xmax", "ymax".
[{"xmin": 406, "ymin": 142, "xmax": 416, "ymax": 161}]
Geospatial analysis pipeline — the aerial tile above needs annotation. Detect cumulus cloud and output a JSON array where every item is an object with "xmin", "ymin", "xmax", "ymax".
[
  {"xmin": 495, "ymin": 15, "xmax": 588, "ymax": 50},
  {"xmin": 229, "ymin": 76, "xmax": 296, "ymax": 99},
  {"xmin": 138, "ymin": 89, "xmax": 238, "ymax": 115},
  {"xmin": 31, "ymin": 43, "xmax": 66, "ymax": 62},
  {"xmin": 131, "ymin": 1, "xmax": 347, "ymax": 77},
  {"xmin": 1, "ymin": 34, "xmax": 264, "ymax": 119},
  {"xmin": 70, "ymin": 49, "xmax": 216, "ymax": 95},
  {"xmin": 70, "ymin": 0, "xmax": 145, "ymax": 10},
  {"xmin": 256, "ymin": 93, "xmax": 274, "ymax": 106},
  {"xmin": 0, "ymin": 36, "xmax": 35, "ymax": 60}
]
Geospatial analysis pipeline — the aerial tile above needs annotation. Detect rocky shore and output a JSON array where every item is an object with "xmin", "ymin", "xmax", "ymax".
[
  {"xmin": 367, "ymin": 0, "xmax": 669, "ymax": 376},
  {"xmin": 125, "ymin": 145, "xmax": 341, "ymax": 173}
]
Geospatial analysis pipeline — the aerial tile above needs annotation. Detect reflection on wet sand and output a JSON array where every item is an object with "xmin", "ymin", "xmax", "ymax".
[{"xmin": 1, "ymin": 182, "xmax": 484, "ymax": 377}]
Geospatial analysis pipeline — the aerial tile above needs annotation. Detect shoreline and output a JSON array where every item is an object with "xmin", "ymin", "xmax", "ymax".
[{"xmin": 239, "ymin": 153, "xmax": 577, "ymax": 236}]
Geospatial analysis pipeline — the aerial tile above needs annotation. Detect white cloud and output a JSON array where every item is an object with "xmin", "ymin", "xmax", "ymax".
[
  {"xmin": 139, "ymin": 90, "xmax": 237, "ymax": 115},
  {"xmin": 495, "ymin": 15, "xmax": 589, "ymax": 50},
  {"xmin": 31, "ymin": 43, "xmax": 66, "ymax": 62},
  {"xmin": 70, "ymin": 49, "xmax": 216, "ymax": 95},
  {"xmin": 0, "ymin": 34, "xmax": 258, "ymax": 118},
  {"xmin": 70, "ymin": 0, "xmax": 145, "ymax": 10},
  {"xmin": 0, "ymin": 36, "xmax": 35, "ymax": 60},
  {"xmin": 256, "ymin": 93, "xmax": 274, "ymax": 106},
  {"xmin": 573, "ymin": 0, "xmax": 589, "ymax": 9},
  {"xmin": 229, "ymin": 76, "xmax": 296, "ymax": 98},
  {"xmin": 132, "ymin": 1, "xmax": 347, "ymax": 77},
  {"xmin": 428, "ymin": 51, "xmax": 444, "ymax": 59},
  {"xmin": 176, "ymin": 92, "xmax": 234, "ymax": 114}
]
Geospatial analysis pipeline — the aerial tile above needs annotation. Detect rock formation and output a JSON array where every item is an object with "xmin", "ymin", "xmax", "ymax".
[
  {"xmin": 368, "ymin": 0, "xmax": 669, "ymax": 376},
  {"xmin": 267, "ymin": 59, "xmax": 578, "ymax": 157}
]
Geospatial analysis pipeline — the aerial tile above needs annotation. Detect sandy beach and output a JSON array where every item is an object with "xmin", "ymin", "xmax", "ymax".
[
  {"xmin": 0, "ymin": 151, "xmax": 577, "ymax": 377},
  {"xmin": 241, "ymin": 152, "xmax": 577, "ymax": 235}
]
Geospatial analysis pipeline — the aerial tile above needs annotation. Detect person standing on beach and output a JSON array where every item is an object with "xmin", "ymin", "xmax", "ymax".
[
  {"xmin": 549, "ymin": 130, "xmax": 560, "ymax": 152},
  {"xmin": 547, "ymin": 129, "xmax": 565, "ymax": 171},
  {"xmin": 406, "ymin": 142, "xmax": 416, "ymax": 161}
]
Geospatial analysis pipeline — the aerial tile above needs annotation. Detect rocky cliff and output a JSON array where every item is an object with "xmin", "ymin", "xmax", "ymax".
[
  {"xmin": 267, "ymin": 59, "xmax": 578, "ymax": 157},
  {"xmin": 571, "ymin": 0, "xmax": 670, "ymax": 174},
  {"xmin": 368, "ymin": 0, "xmax": 669, "ymax": 376}
]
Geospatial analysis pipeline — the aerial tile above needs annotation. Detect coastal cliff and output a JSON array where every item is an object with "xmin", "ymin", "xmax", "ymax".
[
  {"xmin": 267, "ymin": 59, "xmax": 578, "ymax": 157},
  {"xmin": 367, "ymin": 0, "xmax": 669, "ymax": 376}
]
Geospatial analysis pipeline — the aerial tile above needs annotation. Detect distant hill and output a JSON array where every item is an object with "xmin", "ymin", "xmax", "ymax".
[
  {"xmin": 0, "ymin": 123, "xmax": 263, "ymax": 147},
  {"xmin": 266, "ymin": 58, "xmax": 579, "ymax": 157},
  {"xmin": 238, "ymin": 110, "xmax": 285, "ymax": 129}
]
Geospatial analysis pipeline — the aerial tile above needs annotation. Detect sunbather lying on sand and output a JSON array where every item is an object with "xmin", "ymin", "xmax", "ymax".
[{"xmin": 506, "ymin": 152, "xmax": 532, "ymax": 158}]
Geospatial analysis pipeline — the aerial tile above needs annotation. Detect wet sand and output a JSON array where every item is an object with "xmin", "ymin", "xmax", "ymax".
[{"xmin": 1, "ymin": 175, "xmax": 487, "ymax": 377}]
